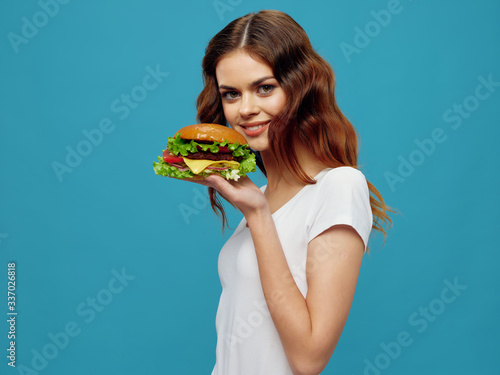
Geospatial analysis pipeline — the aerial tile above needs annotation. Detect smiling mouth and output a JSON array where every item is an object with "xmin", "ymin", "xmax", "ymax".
[
  {"xmin": 239, "ymin": 121, "xmax": 270, "ymax": 136},
  {"xmin": 245, "ymin": 123, "xmax": 267, "ymax": 131},
  {"xmin": 240, "ymin": 120, "xmax": 271, "ymax": 137},
  {"xmin": 240, "ymin": 121, "xmax": 270, "ymax": 129},
  {"xmin": 240, "ymin": 120, "xmax": 271, "ymax": 129}
]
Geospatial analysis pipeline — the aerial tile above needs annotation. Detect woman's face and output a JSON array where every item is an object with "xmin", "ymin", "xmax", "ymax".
[{"xmin": 215, "ymin": 50, "xmax": 286, "ymax": 152}]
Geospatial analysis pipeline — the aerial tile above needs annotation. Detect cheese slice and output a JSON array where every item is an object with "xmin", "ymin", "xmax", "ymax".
[{"xmin": 182, "ymin": 158, "xmax": 240, "ymax": 174}]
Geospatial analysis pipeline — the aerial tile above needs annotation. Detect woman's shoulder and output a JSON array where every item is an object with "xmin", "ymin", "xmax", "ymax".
[{"xmin": 316, "ymin": 166, "xmax": 368, "ymax": 186}]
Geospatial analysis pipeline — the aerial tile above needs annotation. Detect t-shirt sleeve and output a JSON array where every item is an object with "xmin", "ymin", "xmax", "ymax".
[{"xmin": 307, "ymin": 167, "xmax": 373, "ymax": 251}]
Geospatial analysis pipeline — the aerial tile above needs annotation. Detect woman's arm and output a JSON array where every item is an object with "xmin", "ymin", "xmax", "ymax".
[
  {"xmin": 246, "ymin": 209, "xmax": 364, "ymax": 375},
  {"xmin": 203, "ymin": 175, "xmax": 365, "ymax": 375}
]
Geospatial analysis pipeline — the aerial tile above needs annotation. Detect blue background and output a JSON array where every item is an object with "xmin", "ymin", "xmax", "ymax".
[{"xmin": 1, "ymin": 0, "xmax": 499, "ymax": 374}]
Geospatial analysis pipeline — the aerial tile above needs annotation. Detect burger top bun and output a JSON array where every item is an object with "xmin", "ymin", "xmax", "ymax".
[{"xmin": 175, "ymin": 123, "xmax": 247, "ymax": 145}]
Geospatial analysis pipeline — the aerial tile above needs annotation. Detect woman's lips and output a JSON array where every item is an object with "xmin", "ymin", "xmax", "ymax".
[{"xmin": 239, "ymin": 121, "xmax": 270, "ymax": 137}]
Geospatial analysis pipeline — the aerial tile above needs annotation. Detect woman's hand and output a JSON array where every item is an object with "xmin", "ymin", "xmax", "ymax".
[{"xmin": 171, "ymin": 174, "xmax": 268, "ymax": 217}]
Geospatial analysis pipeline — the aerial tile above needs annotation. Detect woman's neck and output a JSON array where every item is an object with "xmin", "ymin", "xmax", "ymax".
[{"xmin": 260, "ymin": 143, "xmax": 328, "ymax": 192}]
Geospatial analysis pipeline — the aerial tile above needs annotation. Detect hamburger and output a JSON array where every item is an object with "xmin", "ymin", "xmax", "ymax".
[{"xmin": 153, "ymin": 123, "xmax": 256, "ymax": 181}]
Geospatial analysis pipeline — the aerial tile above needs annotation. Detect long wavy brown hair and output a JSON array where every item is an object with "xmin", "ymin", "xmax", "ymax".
[{"xmin": 196, "ymin": 10, "xmax": 393, "ymax": 241}]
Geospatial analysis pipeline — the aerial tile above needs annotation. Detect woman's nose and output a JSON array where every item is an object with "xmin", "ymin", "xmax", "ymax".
[{"xmin": 239, "ymin": 95, "xmax": 259, "ymax": 117}]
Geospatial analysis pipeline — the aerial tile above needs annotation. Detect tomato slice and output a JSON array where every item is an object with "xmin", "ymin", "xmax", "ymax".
[{"xmin": 163, "ymin": 149, "xmax": 184, "ymax": 164}]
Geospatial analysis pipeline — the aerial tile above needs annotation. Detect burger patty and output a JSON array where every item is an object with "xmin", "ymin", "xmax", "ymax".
[{"xmin": 186, "ymin": 151, "xmax": 243, "ymax": 162}]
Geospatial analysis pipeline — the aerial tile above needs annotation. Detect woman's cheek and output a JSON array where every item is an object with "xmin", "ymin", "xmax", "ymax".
[{"xmin": 223, "ymin": 104, "xmax": 238, "ymax": 126}]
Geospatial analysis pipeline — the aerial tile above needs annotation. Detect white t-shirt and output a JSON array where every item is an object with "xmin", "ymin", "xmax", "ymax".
[{"xmin": 211, "ymin": 167, "xmax": 373, "ymax": 375}]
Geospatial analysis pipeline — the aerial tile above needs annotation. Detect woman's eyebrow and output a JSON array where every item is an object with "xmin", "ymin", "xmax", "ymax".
[{"xmin": 219, "ymin": 76, "xmax": 275, "ymax": 90}]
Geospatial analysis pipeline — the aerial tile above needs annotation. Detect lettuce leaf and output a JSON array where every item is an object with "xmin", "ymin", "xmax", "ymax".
[
  {"xmin": 153, "ymin": 157, "xmax": 196, "ymax": 179},
  {"xmin": 167, "ymin": 134, "xmax": 252, "ymax": 159},
  {"xmin": 238, "ymin": 153, "xmax": 256, "ymax": 175}
]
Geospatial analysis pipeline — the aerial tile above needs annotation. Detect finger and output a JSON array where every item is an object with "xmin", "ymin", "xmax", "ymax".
[
  {"xmin": 205, "ymin": 174, "xmax": 231, "ymax": 189},
  {"xmin": 235, "ymin": 175, "xmax": 253, "ymax": 187},
  {"xmin": 204, "ymin": 175, "xmax": 238, "ymax": 196}
]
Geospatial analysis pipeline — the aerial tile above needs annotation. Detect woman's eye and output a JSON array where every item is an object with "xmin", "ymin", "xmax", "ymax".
[
  {"xmin": 223, "ymin": 91, "xmax": 239, "ymax": 100},
  {"xmin": 259, "ymin": 85, "xmax": 274, "ymax": 94}
]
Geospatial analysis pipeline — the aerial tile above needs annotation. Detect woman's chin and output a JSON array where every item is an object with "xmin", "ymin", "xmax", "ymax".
[
  {"xmin": 244, "ymin": 131, "xmax": 270, "ymax": 152},
  {"xmin": 248, "ymin": 141, "xmax": 270, "ymax": 153}
]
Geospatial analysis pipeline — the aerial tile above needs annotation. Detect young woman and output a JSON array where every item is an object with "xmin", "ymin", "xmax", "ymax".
[{"xmin": 183, "ymin": 9, "xmax": 392, "ymax": 375}]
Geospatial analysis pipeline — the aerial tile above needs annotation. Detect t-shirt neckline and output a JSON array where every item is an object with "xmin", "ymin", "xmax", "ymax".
[{"xmin": 262, "ymin": 168, "xmax": 332, "ymax": 217}]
